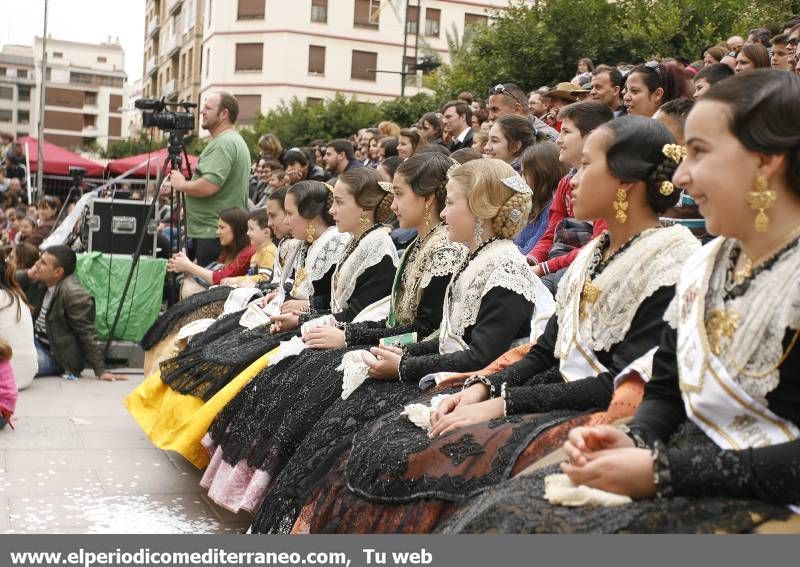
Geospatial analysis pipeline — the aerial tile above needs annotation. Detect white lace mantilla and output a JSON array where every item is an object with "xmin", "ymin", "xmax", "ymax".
[
  {"xmin": 679, "ymin": 238, "xmax": 800, "ymax": 401},
  {"xmin": 445, "ymin": 239, "xmax": 538, "ymax": 339},
  {"xmin": 331, "ymin": 228, "xmax": 398, "ymax": 313},
  {"xmin": 274, "ymin": 238, "xmax": 303, "ymax": 285},
  {"xmin": 555, "ymin": 225, "xmax": 699, "ymax": 356},
  {"xmin": 393, "ymin": 225, "xmax": 466, "ymax": 325},
  {"xmin": 293, "ymin": 227, "xmax": 351, "ymax": 299}
]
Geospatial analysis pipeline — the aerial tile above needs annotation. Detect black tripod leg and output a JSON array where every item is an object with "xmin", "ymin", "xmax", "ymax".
[{"xmin": 103, "ymin": 158, "xmax": 172, "ymax": 357}]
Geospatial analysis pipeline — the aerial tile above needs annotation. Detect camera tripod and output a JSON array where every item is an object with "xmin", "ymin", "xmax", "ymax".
[{"xmin": 103, "ymin": 129, "xmax": 192, "ymax": 356}]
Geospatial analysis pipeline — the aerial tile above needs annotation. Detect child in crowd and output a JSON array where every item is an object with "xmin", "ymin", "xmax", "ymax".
[{"xmin": 220, "ymin": 209, "xmax": 277, "ymax": 287}]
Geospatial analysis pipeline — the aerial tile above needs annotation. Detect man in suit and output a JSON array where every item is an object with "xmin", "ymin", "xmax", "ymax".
[
  {"xmin": 17, "ymin": 245, "xmax": 126, "ymax": 381},
  {"xmin": 442, "ymin": 100, "xmax": 474, "ymax": 152}
]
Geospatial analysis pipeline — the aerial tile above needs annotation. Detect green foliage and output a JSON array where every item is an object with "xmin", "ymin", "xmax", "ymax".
[
  {"xmin": 378, "ymin": 92, "xmax": 447, "ymax": 127},
  {"xmin": 101, "ymin": 134, "xmax": 165, "ymax": 159},
  {"xmin": 428, "ymin": 0, "xmax": 798, "ymax": 98}
]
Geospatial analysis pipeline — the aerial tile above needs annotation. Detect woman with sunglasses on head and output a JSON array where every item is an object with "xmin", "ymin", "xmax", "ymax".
[
  {"xmin": 624, "ymin": 61, "xmax": 689, "ymax": 117},
  {"xmin": 444, "ymin": 70, "xmax": 800, "ymax": 534}
]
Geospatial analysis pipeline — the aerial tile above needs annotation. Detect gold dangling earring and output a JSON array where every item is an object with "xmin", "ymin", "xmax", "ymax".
[
  {"xmin": 613, "ymin": 188, "xmax": 629, "ymax": 224},
  {"xmin": 359, "ymin": 211, "xmax": 370, "ymax": 235},
  {"xmin": 745, "ymin": 174, "xmax": 776, "ymax": 233},
  {"xmin": 423, "ymin": 201, "xmax": 432, "ymax": 231},
  {"xmin": 306, "ymin": 222, "xmax": 316, "ymax": 244}
]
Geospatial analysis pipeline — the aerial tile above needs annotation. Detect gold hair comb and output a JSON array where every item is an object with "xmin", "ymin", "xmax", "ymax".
[
  {"xmin": 662, "ymin": 144, "xmax": 687, "ymax": 164},
  {"xmin": 378, "ymin": 181, "xmax": 394, "ymax": 193}
]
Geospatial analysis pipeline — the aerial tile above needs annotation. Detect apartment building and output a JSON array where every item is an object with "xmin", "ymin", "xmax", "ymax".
[
  {"xmin": 0, "ymin": 46, "xmax": 36, "ymax": 140},
  {"xmin": 143, "ymin": 0, "xmax": 204, "ymax": 130},
  {"xmin": 193, "ymin": 0, "xmax": 511, "ymax": 131},
  {"xmin": 0, "ymin": 38, "xmax": 128, "ymax": 152},
  {"xmin": 35, "ymin": 37, "xmax": 128, "ymax": 151}
]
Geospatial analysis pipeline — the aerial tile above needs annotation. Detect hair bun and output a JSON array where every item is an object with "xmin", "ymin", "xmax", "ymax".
[
  {"xmin": 375, "ymin": 192, "xmax": 395, "ymax": 224},
  {"xmin": 645, "ymin": 158, "xmax": 681, "ymax": 212},
  {"xmin": 492, "ymin": 193, "xmax": 532, "ymax": 239}
]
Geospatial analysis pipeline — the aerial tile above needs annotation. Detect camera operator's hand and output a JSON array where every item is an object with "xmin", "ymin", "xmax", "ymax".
[{"xmin": 169, "ymin": 170, "xmax": 187, "ymax": 192}]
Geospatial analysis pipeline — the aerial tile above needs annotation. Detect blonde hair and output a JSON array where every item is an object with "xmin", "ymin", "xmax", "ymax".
[
  {"xmin": 378, "ymin": 121, "xmax": 401, "ymax": 138},
  {"xmin": 449, "ymin": 159, "xmax": 532, "ymax": 239},
  {"xmin": 257, "ymin": 133, "xmax": 283, "ymax": 157}
]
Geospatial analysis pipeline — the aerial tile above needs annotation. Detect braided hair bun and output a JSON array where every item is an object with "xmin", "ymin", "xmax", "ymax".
[
  {"xmin": 492, "ymin": 192, "xmax": 533, "ymax": 239},
  {"xmin": 375, "ymin": 191, "xmax": 395, "ymax": 224}
]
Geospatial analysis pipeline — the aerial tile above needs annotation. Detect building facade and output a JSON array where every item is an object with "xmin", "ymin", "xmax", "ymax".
[
  {"xmin": 143, "ymin": 0, "xmax": 204, "ymax": 132},
  {"xmin": 189, "ymin": 0, "xmax": 511, "ymax": 132},
  {"xmin": 0, "ymin": 46, "xmax": 36, "ymax": 140},
  {"xmin": 0, "ymin": 38, "xmax": 128, "ymax": 152}
]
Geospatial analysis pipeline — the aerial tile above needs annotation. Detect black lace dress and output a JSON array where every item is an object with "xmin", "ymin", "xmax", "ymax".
[
  {"xmin": 249, "ymin": 241, "xmax": 541, "ymax": 533},
  {"xmin": 439, "ymin": 325, "xmax": 800, "ymax": 533}
]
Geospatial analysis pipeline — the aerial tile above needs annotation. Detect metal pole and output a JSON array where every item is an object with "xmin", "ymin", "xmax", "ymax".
[
  {"xmin": 414, "ymin": 0, "xmax": 421, "ymax": 89},
  {"xmin": 36, "ymin": 0, "xmax": 49, "ymax": 201},
  {"xmin": 400, "ymin": 0, "xmax": 410, "ymax": 97}
]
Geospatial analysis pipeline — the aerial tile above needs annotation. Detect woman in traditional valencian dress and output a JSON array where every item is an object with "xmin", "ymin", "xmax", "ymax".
[
  {"xmin": 443, "ymin": 70, "xmax": 800, "ymax": 533},
  {"xmin": 288, "ymin": 115, "xmax": 700, "ymax": 534},
  {"xmin": 198, "ymin": 152, "xmax": 465, "ymax": 514},
  {"xmin": 139, "ymin": 185, "xmax": 298, "ymax": 377},
  {"xmin": 247, "ymin": 157, "xmax": 556, "ymax": 533},
  {"xmin": 125, "ymin": 180, "xmax": 354, "ymax": 468}
]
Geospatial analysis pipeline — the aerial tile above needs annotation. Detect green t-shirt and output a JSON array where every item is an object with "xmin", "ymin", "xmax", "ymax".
[{"xmin": 185, "ymin": 130, "xmax": 250, "ymax": 238}]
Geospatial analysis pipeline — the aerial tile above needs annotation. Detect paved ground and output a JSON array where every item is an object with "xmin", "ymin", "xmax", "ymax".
[{"xmin": 0, "ymin": 371, "xmax": 252, "ymax": 534}]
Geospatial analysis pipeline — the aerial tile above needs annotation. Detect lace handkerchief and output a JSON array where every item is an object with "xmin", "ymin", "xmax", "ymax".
[
  {"xmin": 401, "ymin": 394, "xmax": 451, "ymax": 431},
  {"xmin": 338, "ymin": 350, "xmax": 376, "ymax": 400},
  {"xmin": 543, "ymin": 473, "xmax": 632, "ymax": 507}
]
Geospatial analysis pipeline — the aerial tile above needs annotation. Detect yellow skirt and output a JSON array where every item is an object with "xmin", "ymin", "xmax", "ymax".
[{"xmin": 124, "ymin": 348, "xmax": 278, "ymax": 468}]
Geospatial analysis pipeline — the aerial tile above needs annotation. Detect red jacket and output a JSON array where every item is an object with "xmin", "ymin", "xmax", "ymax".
[
  {"xmin": 527, "ymin": 172, "xmax": 608, "ymax": 275},
  {"xmin": 212, "ymin": 245, "xmax": 256, "ymax": 285}
]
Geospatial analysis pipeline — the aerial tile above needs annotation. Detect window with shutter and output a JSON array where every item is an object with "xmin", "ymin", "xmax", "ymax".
[
  {"xmin": 308, "ymin": 45, "xmax": 326, "ymax": 75},
  {"xmin": 425, "ymin": 8, "xmax": 440, "ymax": 37},
  {"xmin": 237, "ymin": 0, "xmax": 265, "ymax": 20},
  {"xmin": 351, "ymin": 50, "xmax": 377, "ymax": 81},
  {"xmin": 311, "ymin": 0, "xmax": 328, "ymax": 23},
  {"xmin": 406, "ymin": 5, "xmax": 419, "ymax": 34},
  {"xmin": 235, "ymin": 95, "xmax": 261, "ymax": 123},
  {"xmin": 354, "ymin": 0, "xmax": 380, "ymax": 28},
  {"xmin": 464, "ymin": 13, "xmax": 488, "ymax": 28},
  {"xmin": 235, "ymin": 43, "xmax": 263, "ymax": 71}
]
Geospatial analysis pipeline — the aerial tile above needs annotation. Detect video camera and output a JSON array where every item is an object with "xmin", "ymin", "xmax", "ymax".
[{"xmin": 135, "ymin": 97, "xmax": 197, "ymax": 131}]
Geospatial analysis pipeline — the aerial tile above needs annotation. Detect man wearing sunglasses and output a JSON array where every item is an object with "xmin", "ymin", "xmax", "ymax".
[{"xmin": 486, "ymin": 83, "xmax": 559, "ymax": 142}]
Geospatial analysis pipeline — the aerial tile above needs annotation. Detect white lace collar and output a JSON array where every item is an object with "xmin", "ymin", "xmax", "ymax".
[
  {"xmin": 391, "ymin": 225, "xmax": 466, "ymax": 326},
  {"xmin": 444, "ymin": 239, "xmax": 539, "ymax": 339},
  {"xmin": 293, "ymin": 227, "xmax": 350, "ymax": 299},
  {"xmin": 555, "ymin": 225, "xmax": 699, "ymax": 356},
  {"xmin": 672, "ymin": 237, "xmax": 800, "ymax": 401},
  {"xmin": 331, "ymin": 227, "xmax": 398, "ymax": 313}
]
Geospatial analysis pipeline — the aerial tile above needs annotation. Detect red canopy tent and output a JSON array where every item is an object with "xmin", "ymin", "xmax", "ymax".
[
  {"xmin": 18, "ymin": 136, "xmax": 105, "ymax": 177},
  {"xmin": 105, "ymin": 148, "xmax": 199, "ymax": 178}
]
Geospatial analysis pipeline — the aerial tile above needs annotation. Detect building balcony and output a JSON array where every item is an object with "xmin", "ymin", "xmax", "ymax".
[
  {"xmin": 148, "ymin": 16, "xmax": 160, "ymax": 38},
  {"xmin": 82, "ymin": 125, "xmax": 99, "ymax": 137},
  {"xmin": 161, "ymin": 35, "xmax": 179, "ymax": 58},
  {"xmin": 146, "ymin": 56, "xmax": 158, "ymax": 76},
  {"xmin": 162, "ymin": 78, "xmax": 177, "ymax": 98},
  {"xmin": 168, "ymin": 0, "xmax": 183, "ymax": 15}
]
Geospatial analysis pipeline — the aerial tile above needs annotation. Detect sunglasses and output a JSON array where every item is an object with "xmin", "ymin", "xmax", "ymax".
[
  {"xmin": 643, "ymin": 60, "xmax": 664, "ymax": 83},
  {"xmin": 490, "ymin": 84, "xmax": 526, "ymax": 108}
]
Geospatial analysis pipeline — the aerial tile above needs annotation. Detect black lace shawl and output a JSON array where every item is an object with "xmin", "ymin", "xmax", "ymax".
[{"xmin": 139, "ymin": 286, "xmax": 232, "ymax": 350}]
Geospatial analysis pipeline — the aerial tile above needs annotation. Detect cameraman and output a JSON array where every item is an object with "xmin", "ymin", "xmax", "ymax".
[{"xmin": 168, "ymin": 92, "xmax": 249, "ymax": 266}]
